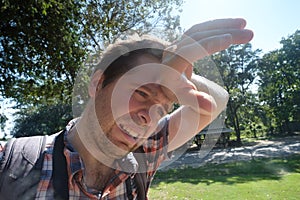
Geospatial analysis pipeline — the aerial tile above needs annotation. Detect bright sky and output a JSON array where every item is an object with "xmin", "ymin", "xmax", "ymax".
[{"xmin": 180, "ymin": 0, "xmax": 300, "ymax": 53}]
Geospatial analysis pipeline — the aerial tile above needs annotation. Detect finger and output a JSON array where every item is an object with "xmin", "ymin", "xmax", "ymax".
[
  {"xmin": 185, "ymin": 33, "xmax": 233, "ymax": 60},
  {"xmin": 178, "ymin": 29, "xmax": 254, "ymax": 47},
  {"xmin": 163, "ymin": 34, "xmax": 233, "ymax": 73},
  {"xmin": 184, "ymin": 18, "xmax": 247, "ymax": 36}
]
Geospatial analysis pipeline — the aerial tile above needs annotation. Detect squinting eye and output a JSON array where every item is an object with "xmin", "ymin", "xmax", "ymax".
[{"xmin": 136, "ymin": 90, "xmax": 148, "ymax": 98}]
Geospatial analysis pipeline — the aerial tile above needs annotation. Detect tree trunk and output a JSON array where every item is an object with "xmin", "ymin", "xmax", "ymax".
[
  {"xmin": 234, "ymin": 111, "xmax": 242, "ymax": 145},
  {"xmin": 228, "ymin": 101, "xmax": 242, "ymax": 146}
]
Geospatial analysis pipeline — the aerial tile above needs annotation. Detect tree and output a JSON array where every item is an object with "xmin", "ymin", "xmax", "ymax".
[
  {"xmin": 257, "ymin": 30, "xmax": 300, "ymax": 134},
  {"xmin": 0, "ymin": 113, "xmax": 8, "ymax": 138},
  {"xmin": 196, "ymin": 44, "xmax": 261, "ymax": 144},
  {"xmin": 1, "ymin": 0, "xmax": 183, "ymax": 108},
  {"xmin": 1, "ymin": 0, "xmax": 183, "ymax": 136},
  {"xmin": 0, "ymin": 98, "xmax": 9, "ymax": 139},
  {"xmin": 81, "ymin": 0, "xmax": 183, "ymax": 49},
  {"xmin": 13, "ymin": 103, "xmax": 73, "ymax": 137},
  {"xmin": 1, "ymin": 0, "xmax": 86, "ymax": 106}
]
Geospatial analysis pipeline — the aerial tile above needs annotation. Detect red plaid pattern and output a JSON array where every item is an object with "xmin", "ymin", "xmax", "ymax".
[{"xmin": 35, "ymin": 117, "xmax": 169, "ymax": 199}]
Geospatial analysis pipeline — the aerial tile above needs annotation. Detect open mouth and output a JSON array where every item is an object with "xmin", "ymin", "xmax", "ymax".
[
  {"xmin": 119, "ymin": 124, "xmax": 138, "ymax": 140},
  {"xmin": 115, "ymin": 114, "xmax": 155, "ymax": 145}
]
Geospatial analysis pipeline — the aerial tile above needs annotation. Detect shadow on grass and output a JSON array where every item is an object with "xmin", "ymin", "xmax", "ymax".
[{"xmin": 151, "ymin": 155, "xmax": 300, "ymax": 187}]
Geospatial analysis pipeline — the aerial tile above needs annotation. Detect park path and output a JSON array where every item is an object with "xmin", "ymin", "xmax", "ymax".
[{"xmin": 160, "ymin": 135, "xmax": 300, "ymax": 171}]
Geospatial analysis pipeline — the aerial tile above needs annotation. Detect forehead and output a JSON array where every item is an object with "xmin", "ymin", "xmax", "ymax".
[{"xmin": 133, "ymin": 54, "xmax": 170, "ymax": 97}]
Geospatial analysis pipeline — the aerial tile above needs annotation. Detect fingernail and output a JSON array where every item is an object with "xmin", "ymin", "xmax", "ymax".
[{"xmin": 237, "ymin": 18, "xmax": 247, "ymax": 29}]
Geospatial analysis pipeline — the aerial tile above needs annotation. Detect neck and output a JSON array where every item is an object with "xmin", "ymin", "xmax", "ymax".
[{"xmin": 67, "ymin": 125, "xmax": 115, "ymax": 190}]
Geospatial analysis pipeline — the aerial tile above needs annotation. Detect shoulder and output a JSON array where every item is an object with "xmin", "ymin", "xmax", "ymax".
[{"xmin": 0, "ymin": 132, "xmax": 61, "ymax": 171}]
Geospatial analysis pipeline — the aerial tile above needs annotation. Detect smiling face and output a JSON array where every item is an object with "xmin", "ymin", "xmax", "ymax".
[{"xmin": 86, "ymin": 54, "xmax": 173, "ymax": 159}]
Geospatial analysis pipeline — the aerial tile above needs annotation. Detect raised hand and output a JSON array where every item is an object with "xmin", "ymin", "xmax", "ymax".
[{"xmin": 162, "ymin": 18, "xmax": 254, "ymax": 79}]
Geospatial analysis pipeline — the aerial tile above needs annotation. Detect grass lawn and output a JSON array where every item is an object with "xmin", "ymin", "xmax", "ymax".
[{"xmin": 148, "ymin": 154, "xmax": 300, "ymax": 200}]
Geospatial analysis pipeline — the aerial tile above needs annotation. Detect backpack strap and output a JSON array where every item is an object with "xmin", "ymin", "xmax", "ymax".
[
  {"xmin": 133, "ymin": 147, "xmax": 148, "ymax": 200},
  {"xmin": 52, "ymin": 131, "xmax": 69, "ymax": 200},
  {"xmin": 125, "ymin": 146, "xmax": 148, "ymax": 200},
  {"xmin": 125, "ymin": 176, "xmax": 134, "ymax": 200}
]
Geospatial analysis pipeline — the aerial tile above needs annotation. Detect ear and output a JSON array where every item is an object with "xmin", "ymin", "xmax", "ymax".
[{"xmin": 88, "ymin": 70, "xmax": 104, "ymax": 97}]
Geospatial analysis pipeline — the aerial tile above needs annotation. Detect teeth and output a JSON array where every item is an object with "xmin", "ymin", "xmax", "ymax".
[{"xmin": 119, "ymin": 124, "xmax": 139, "ymax": 139}]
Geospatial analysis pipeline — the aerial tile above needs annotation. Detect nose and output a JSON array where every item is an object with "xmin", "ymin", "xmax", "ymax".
[
  {"xmin": 138, "ymin": 104, "xmax": 166, "ymax": 125},
  {"xmin": 137, "ymin": 109, "xmax": 151, "ymax": 126}
]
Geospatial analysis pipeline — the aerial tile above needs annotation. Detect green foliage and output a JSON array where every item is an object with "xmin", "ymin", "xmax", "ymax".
[
  {"xmin": 0, "ymin": 113, "xmax": 8, "ymax": 134},
  {"xmin": 196, "ymin": 44, "xmax": 262, "ymax": 143},
  {"xmin": 258, "ymin": 30, "xmax": 300, "ymax": 134},
  {"xmin": 81, "ymin": 0, "xmax": 183, "ymax": 48},
  {"xmin": 0, "ymin": 0, "xmax": 183, "ymax": 108},
  {"xmin": 1, "ymin": 0, "xmax": 86, "ymax": 106},
  {"xmin": 1, "ymin": 0, "xmax": 183, "ymax": 136},
  {"xmin": 13, "ymin": 103, "xmax": 73, "ymax": 137},
  {"xmin": 195, "ymin": 31, "xmax": 300, "ymax": 138},
  {"xmin": 0, "ymin": 98, "xmax": 8, "ymax": 135}
]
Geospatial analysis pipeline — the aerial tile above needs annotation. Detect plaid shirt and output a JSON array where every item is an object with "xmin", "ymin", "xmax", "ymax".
[{"xmin": 35, "ymin": 116, "xmax": 169, "ymax": 200}]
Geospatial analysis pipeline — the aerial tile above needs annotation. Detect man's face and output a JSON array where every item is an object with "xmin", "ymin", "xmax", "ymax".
[{"xmin": 89, "ymin": 54, "xmax": 173, "ymax": 158}]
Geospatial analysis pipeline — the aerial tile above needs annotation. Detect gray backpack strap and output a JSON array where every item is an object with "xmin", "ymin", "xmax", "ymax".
[{"xmin": 0, "ymin": 135, "xmax": 47, "ymax": 200}]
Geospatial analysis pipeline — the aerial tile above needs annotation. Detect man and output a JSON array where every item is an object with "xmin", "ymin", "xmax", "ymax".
[{"xmin": 0, "ymin": 18, "xmax": 253, "ymax": 199}]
